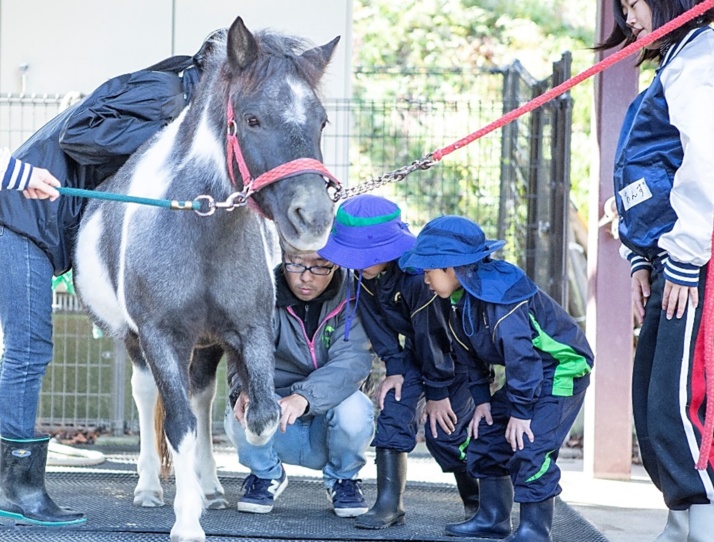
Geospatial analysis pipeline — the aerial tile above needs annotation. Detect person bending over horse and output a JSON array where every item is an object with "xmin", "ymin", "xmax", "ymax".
[
  {"xmin": 0, "ymin": 149, "xmax": 60, "ymax": 201},
  {"xmin": 318, "ymin": 195, "xmax": 480, "ymax": 530},
  {"xmin": 0, "ymin": 30, "xmax": 221, "ymax": 527},
  {"xmin": 224, "ymin": 250, "xmax": 375, "ymax": 518}
]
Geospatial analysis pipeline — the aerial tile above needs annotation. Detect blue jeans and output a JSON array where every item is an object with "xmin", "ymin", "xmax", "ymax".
[
  {"xmin": 0, "ymin": 226, "xmax": 54, "ymax": 439},
  {"xmin": 224, "ymin": 390, "xmax": 374, "ymax": 489}
]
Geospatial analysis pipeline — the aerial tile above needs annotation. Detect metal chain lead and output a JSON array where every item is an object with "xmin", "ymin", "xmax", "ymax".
[
  {"xmin": 194, "ymin": 154, "xmax": 437, "ymax": 213},
  {"xmin": 332, "ymin": 153, "xmax": 437, "ymax": 201}
]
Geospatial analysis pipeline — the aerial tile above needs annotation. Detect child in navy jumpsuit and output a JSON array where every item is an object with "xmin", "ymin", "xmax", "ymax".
[
  {"xmin": 319, "ymin": 195, "xmax": 480, "ymax": 529},
  {"xmin": 400, "ymin": 215, "xmax": 593, "ymax": 542},
  {"xmin": 596, "ymin": 1, "xmax": 714, "ymax": 539}
]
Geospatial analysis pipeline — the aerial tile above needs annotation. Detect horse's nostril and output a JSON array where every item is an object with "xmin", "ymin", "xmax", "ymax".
[
  {"xmin": 290, "ymin": 204, "xmax": 318, "ymax": 231},
  {"xmin": 290, "ymin": 204, "xmax": 307, "ymax": 226},
  {"xmin": 289, "ymin": 198, "xmax": 332, "ymax": 232}
]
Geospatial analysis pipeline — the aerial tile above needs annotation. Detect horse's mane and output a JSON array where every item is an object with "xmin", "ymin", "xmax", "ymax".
[
  {"xmin": 194, "ymin": 28, "xmax": 228, "ymax": 72},
  {"xmin": 234, "ymin": 31, "xmax": 327, "ymax": 94}
]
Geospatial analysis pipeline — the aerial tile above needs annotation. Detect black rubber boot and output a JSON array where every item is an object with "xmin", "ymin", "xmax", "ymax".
[
  {"xmin": 445, "ymin": 475, "xmax": 513, "ymax": 538},
  {"xmin": 354, "ymin": 448, "xmax": 407, "ymax": 529},
  {"xmin": 504, "ymin": 498, "xmax": 554, "ymax": 542},
  {"xmin": 453, "ymin": 470, "xmax": 480, "ymax": 518},
  {"xmin": 0, "ymin": 436, "xmax": 86, "ymax": 526}
]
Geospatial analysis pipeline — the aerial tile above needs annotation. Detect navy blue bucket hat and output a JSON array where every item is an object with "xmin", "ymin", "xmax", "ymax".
[
  {"xmin": 399, "ymin": 215, "xmax": 536, "ymax": 304},
  {"xmin": 318, "ymin": 195, "xmax": 415, "ymax": 269},
  {"xmin": 398, "ymin": 215, "xmax": 505, "ymax": 270}
]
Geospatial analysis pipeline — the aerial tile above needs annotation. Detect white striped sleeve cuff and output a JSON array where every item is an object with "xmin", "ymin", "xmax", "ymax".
[
  {"xmin": 1, "ymin": 154, "xmax": 33, "ymax": 192},
  {"xmin": 627, "ymin": 253, "xmax": 652, "ymax": 276},
  {"xmin": 663, "ymin": 257, "xmax": 700, "ymax": 287}
]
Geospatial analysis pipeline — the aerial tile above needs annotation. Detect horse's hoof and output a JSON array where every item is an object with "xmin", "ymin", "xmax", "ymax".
[
  {"xmin": 170, "ymin": 532, "xmax": 205, "ymax": 542},
  {"xmin": 133, "ymin": 490, "xmax": 165, "ymax": 507},
  {"xmin": 204, "ymin": 493, "xmax": 229, "ymax": 510}
]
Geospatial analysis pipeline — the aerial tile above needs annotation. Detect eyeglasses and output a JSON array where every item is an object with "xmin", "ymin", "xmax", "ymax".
[{"xmin": 283, "ymin": 262, "xmax": 336, "ymax": 276}]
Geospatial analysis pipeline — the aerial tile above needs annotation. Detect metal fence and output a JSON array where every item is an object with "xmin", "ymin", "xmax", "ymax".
[{"xmin": 0, "ymin": 55, "xmax": 573, "ymax": 434}]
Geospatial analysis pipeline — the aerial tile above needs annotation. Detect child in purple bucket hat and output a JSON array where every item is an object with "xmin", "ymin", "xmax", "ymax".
[
  {"xmin": 400, "ymin": 215, "xmax": 594, "ymax": 542},
  {"xmin": 319, "ymin": 195, "xmax": 480, "ymax": 529}
]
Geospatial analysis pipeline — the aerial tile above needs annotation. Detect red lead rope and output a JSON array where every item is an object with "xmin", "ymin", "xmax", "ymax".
[
  {"xmin": 430, "ymin": 0, "xmax": 714, "ymax": 470},
  {"xmin": 432, "ymin": 0, "xmax": 714, "ymax": 162},
  {"xmin": 695, "ymin": 225, "xmax": 714, "ymax": 470}
]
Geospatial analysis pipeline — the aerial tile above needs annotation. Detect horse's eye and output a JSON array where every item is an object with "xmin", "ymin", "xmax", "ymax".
[
  {"xmin": 246, "ymin": 116, "xmax": 260, "ymax": 127},
  {"xmin": 321, "ymin": 120, "xmax": 328, "ymax": 130}
]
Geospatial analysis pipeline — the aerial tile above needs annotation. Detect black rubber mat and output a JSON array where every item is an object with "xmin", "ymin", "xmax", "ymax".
[{"xmin": 0, "ymin": 470, "xmax": 608, "ymax": 542}]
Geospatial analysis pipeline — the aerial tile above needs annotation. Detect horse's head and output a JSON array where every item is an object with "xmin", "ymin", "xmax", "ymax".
[{"xmin": 221, "ymin": 17, "xmax": 340, "ymax": 253}]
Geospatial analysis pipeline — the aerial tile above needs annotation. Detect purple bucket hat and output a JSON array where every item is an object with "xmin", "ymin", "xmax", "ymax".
[{"xmin": 318, "ymin": 195, "xmax": 416, "ymax": 270}]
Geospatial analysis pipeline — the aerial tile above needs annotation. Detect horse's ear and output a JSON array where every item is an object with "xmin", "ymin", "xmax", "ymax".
[
  {"xmin": 227, "ymin": 16, "xmax": 258, "ymax": 71},
  {"xmin": 300, "ymin": 36, "xmax": 340, "ymax": 74}
]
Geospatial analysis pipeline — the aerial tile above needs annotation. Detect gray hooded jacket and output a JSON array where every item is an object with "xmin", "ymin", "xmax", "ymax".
[
  {"xmin": 272, "ymin": 266, "xmax": 375, "ymax": 415},
  {"xmin": 225, "ymin": 266, "xmax": 376, "ymax": 415}
]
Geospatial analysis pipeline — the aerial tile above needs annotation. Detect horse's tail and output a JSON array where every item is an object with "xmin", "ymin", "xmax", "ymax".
[{"xmin": 154, "ymin": 395, "xmax": 173, "ymax": 478}]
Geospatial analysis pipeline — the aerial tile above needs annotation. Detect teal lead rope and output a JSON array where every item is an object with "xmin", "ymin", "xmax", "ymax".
[{"xmin": 58, "ymin": 186, "xmax": 201, "ymax": 211}]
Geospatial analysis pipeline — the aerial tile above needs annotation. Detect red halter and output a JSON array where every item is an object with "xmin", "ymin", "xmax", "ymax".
[{"xmin": 225, "ymin": 102, "xmax": 341, "ymax": 213}]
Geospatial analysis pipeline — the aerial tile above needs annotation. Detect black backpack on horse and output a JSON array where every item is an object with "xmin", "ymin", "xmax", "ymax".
[{"xmin": 0, "ymin": 41, "xmax": 215, "ymax": 274}]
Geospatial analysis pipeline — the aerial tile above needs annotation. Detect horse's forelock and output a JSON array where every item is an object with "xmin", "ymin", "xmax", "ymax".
[{"xmin": 229, "ymin": 32, "xmax": 325, "ymax": 94}]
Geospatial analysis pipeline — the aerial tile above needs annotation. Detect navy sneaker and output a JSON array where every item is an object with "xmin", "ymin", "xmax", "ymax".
[
  {"xmin": 237, "ymin": 468, "xmax": 288, "ymax": 513},
  {"xmin": 328, "ymin": 479, "xmax": 368, "ymax": 518}
]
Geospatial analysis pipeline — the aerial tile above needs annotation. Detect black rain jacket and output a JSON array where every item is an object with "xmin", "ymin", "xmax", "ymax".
[{"xmin": 0, "ymin": 55, "xmax": 201, "ymax": 275}]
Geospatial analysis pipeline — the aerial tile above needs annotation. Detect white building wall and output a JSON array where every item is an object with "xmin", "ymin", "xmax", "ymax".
[
  {"xmin": 0, "ymin": 0, "xmax": 352, "ymax": 99},
  {"xmin": 0, "ymin": 0, "xmax": 353, "ymax": 181}
]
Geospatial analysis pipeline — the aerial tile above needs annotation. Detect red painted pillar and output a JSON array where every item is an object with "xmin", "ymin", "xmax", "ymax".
[{"xmin": 584, "ymin": 0, "xmax": 639, "ymax": 479}]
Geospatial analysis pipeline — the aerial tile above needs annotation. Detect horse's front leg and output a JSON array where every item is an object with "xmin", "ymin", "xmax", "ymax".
[
  {"xmin": 125, "ymin": 333, "xmax": 164, "ymax": 507},
  {"xmin": 140, "ymin": 328, "xmax": 205, "ymax": 542},
  {"xmin": 225, "ymin": 323, "xmax": 280, "ymax": 446},
  {"xmin": 190, "ymin": 345, "xmax": 228, "ymax": 509}
]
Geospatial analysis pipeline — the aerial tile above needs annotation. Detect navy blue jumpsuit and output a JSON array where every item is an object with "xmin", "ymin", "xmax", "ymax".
[
  {"xmin": 357, "ymin": 261, "xmax": 475, "ymax": 472},
  {"xmin": 450, "ymin": 288, "xmax": 592, "ymax": 503}
]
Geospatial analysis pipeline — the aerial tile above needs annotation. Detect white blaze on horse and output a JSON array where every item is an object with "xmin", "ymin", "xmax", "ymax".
[{"xmin": 73, "ymin": 16, "xmax": 340, "ymax": 542}]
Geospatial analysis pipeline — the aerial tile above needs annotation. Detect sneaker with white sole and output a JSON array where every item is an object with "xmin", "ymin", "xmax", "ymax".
[
  {"xmin": 237, "ymin": 468, "xmax": 288, "ymax": 513},
  {"xmin": 328, "ymin": 479, "xmax": 369, "ymax": 518}
]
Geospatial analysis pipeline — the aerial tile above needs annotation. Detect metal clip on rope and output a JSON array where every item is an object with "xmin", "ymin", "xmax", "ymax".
[{"xmin": 193, "ymin": 189, "xmax": 254, "ymax": 216}]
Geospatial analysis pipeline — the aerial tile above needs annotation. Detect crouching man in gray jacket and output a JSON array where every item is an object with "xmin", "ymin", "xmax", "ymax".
[{"xmin": 224, "ymin": 250, "xmax": 375, "ymax": 518}]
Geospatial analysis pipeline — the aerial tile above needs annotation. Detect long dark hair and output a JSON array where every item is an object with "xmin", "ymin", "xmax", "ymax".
[{"xmin": 594, "ymin": 0, "xmax": 714, "ymax": 64}]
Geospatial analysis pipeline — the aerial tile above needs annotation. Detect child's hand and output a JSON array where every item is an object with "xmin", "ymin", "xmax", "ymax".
[
  {"xmin": 662, "ymin": 279, "xmax": 698, "ymax": 320},
  {"xmin": 505, "ymin": 416, "xmax": 534, "ymax": 452},
  {"xmin": 422, "ymin": 398, "xmax": 457, "ymax": 438},
  {"xmin": 631, "ymin": 269, "xmax": 651, "ymax": 325},
  {"xmin": 468, "ymin": 402, "xmax": 493, "ymax": 439},
  {"xmin": 377, "ymin": 374, "xmax": 404, "ymax": 410},
  {"xmin": 22, "ymin": 167, "xmax": 61, "ymax": 201}
]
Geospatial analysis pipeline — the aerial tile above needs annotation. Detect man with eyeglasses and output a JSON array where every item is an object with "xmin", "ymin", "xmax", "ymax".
[{"xmin": 224, "ymin": 251, "xmax": 376, "ymax": 518}]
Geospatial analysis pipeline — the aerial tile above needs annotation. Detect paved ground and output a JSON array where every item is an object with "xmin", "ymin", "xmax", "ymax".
[
  {"xmin": 209, "ymin": 440, "xmax": 667, "ymax": 542},
  {"xmin": 366, "ymin": 448, "xmax": 666, "ymax": 542},
  {"xmin": 48, "ymin": 436, "xmax": 667, "ymax": 542},
  {"xmin": 559, "ymin": 461, "xmax": 666, "ymax": 542}
]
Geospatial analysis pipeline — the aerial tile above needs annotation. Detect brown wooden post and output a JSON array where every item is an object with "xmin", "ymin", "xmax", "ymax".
[{"xmin": 583, "ymin": 0, "xmax": 640, "ymax": 479}]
